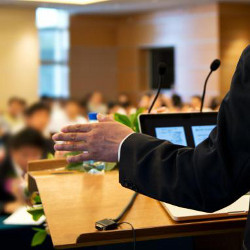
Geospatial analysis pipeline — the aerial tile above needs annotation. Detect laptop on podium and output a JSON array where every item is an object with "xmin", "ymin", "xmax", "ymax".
[{"xmin": 139, "ymin": 112, "xmax": 249, "ymax": 221}]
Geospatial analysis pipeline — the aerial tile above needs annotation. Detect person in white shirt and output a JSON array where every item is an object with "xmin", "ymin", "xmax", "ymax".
[
  {"xmin": 63, "ymin": 99, "xmax": 87, "ymax": 126},
  {"xmin": 3, "ymin": 97, "xmax": 26, "ymax": 134}
]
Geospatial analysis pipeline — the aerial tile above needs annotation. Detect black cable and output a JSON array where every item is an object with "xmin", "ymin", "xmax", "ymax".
[
  {"xmin": 95, "ymin": 193, "xmax": 138, "ymax": 232},
  {"xmin": 112, "ymin": 73, "xmax": 161, "ymax": 223},
  {"xmin": 108, "ymin": 73, "xmax": 161, "ymax": 224},
  {"xmin": 200, "ymin": 70, "xmax": 212, "ymax": 112},
  {"xmin": 148, "ymin": 76, "xmax": 162, "ymax": 114},
  {"xmin": 118, "ymin": 221, "xmax": 136, "ymax": 250},
  {"xmin": 95, "ymin": 64, "xmax": 165, "ymax": 250},
  {"xmin": 113, "ymin": 192, "xmax": 138, "ymax": 223}
]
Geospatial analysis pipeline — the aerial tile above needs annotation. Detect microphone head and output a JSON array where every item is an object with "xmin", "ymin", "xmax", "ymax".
[
  {"xmin": 210, "ymin": 59, "xmax": 221, "ymax": 71},
  {"xmin": 158, "ymin": 62, "xmax": 167, "ymax": 76}
]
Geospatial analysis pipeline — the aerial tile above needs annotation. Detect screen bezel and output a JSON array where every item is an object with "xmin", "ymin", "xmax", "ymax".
[{"xmin": 139, "ymin": 112, "xmax": 218, "ymax": 147}]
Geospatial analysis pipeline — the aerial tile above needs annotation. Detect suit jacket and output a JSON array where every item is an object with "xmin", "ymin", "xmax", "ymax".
[{"xmin": 119, "ymin": 45, "xmax": 250, "ymax": 249}]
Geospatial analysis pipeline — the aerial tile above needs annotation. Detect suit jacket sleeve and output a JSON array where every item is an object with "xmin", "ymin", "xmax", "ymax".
[{"xmin": 119, "ymin": 45, "xmax": 250, "ymax": 213}]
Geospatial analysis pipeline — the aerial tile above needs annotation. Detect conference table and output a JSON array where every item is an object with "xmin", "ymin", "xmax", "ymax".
[{"xmin": 28, "ymin": 159, "xmax": 247, "ymax": 249}]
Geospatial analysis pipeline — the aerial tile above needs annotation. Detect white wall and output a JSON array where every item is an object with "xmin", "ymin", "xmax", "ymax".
[{"xmin": 0, "ymin": 7, "xmax": 39, "ymax": 111}]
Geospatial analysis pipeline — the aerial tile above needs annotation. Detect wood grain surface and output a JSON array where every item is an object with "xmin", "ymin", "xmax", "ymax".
[{"xmin": 28, "ymin": 160, "xmax": 247, "ymax": 249}]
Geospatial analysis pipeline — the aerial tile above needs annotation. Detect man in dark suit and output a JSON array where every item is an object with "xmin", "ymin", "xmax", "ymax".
[{"xmin": 53, "ymin": 46, "xmax": 250, "ymax": 249}]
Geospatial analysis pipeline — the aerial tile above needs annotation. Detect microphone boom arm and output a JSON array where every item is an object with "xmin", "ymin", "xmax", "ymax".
[
  {"xmin": 200, "ymin": 70, "xmax": 212, "ymax": 112},
  {"xmin": 148, "ymin": 75, "xmax": 163, "ymax": 114}
]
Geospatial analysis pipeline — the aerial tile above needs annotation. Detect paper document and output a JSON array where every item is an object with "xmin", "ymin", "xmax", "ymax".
[{"xmin": 3, "ymin": 207, "xmax": 46, "ymax": 225}]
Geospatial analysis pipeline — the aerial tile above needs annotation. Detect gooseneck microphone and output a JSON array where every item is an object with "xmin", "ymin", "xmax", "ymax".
[
  {"xmin": 148, "ymin": 62, "xmax": 167, "ymax": 113},
  {"xmin": 200, "ymin": 59, "xmax": 221, "ymax": 112}
]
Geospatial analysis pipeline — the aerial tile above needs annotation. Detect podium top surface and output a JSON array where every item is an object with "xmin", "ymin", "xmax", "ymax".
[{"xmin": 28, "ymin": 159, "xmax": 247, "ymax": 249}]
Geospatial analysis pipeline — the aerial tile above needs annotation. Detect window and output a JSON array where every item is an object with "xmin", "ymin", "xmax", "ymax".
[{"xmin": 36, "ymin": 8, "xmax": 69, "ymax": 98}]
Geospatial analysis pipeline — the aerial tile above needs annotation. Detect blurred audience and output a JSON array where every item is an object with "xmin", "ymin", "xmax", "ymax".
[
  {"xmin": 0, "ymin": 91, "xmax": 222, "ymax": 223},
  {"xmin": 0, "ymin": 116, "xmax": 9, "ymax": 139},
  {"xmin": 63, "ymin": 99, "xmax": 87, "ymax": 125},
  {"xmin": 138, "ymin": 92, "xmax": 152, "ymax": 110},
  {"xmin": 79, "ymin": 98, "xmax": 88, "ymax": 118},
  {"xmin": 25, "ymin": 102, "xmax": 51, "ymax": 137},
  {"xmin": 87, "ymin": 92, "xmax": 107, "ymax": 114},
  {"xmin": 40, "ymin": 96, "xmax": 54, "ymax": 110},
  {"xmin": 49, "ymin": 99, "xmax": 87, "ymax": 133},
  {"xmin": 107, "ymin": 102, "xmax": 126, "ymax": 115},
  {"xmin": 0, "ymin": 128, "xmax": 45, "ymax": 214},
  {"xmin": 3, "ymin": 97, "xmax": 26, "ymax": 134},
  {"xmin": 118, "ymin": 93, "xmax": 130, "ymax": 108},
  {"xmin": 24, "ymin": 103, "xmax": 54, "ymax": 157},
  {"xmin": 49, "ymin": 99, "xmax": 67, "ymax": 134},
  {"xmin": 190, "ymin": 95, "xmax": 202, "ymax": 111},
  {"xmin": 117, "ymin": 93, "xmax": 136, "ymax": 114},
  {"xmin": 171, "ymin": 94, "xmax": 183, "ymax": 111},
  {"xmin": 209, "ymin": 96, "xmax": 221, "ymax": 111},
  {"xmin": 0, "ymin": 92, "xmax": 222, "ymax": 214}
]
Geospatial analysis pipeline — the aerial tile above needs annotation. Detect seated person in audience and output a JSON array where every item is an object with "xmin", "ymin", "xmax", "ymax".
[
  {"xmin": 0, "ymin": 128, "xmax": 45, "ymax": 214},
  {"xmin": 190, "ymin": 95, "xmax": 202, "ymax": 111},
  {"xmin": 63, "ymin": 99, "xmax": 87, "ymax": 125},
  {"xmin": 49, "ymin": 98, "xmax": 67, "ymax": 134},
  {"xmin": 25, "ymin": 102, "xmax": 51, "ymax": 136},
  {"xmin": 0, "ymin": 115, "xmax": 10, "ymax": 136},
  {"xmin": 87, "ymin": 91, "xmax": 108, "ymax": 114},
  {"xmin": 210, "ymin": 96, "xmax": 221, "ymax": 111},
  {"xmin": 0, "ymin": 140, "xmax": 6, "ymax": 166},
  {"xmin": 0, "ymin": 117, "xmax": 11, "ymax": 165},
  {"xmin": 107, "ymin": 102, "xmax": 127, "ymax": 115},
  {"xmin": 25, "ymin": 102, "xmax": 54, "ymax": 157},
  {"xmin": 118, "ymin": 93, "xmax": 130, "ymax": 108},
  {"xmin": 79, "ymin": 98, "xmax": 88, "ymax": 119},
  {"xmin": 117, "ymin": 93, "xmax": 136, "ymax": 114},
  {"xmin": 40, "ymin": 95, "xmax": 54, "ymax": 110},
  {"xmin": 171, "ymin": 94, "xmax": 183, "ymax": 112},
  {"xmin": 3, "ymin": 97, "xmax": 26, "ymax": 134},
  {"xmin": 138, "ymin": 92, "xmax": 152, "ymax": 110}
]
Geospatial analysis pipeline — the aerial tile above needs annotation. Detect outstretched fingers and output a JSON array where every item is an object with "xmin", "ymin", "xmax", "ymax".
[
  {"xmin": 67, "ymin": 152, "xmax": 92, "ymax": 163},
  {"xmin": 54, "ymin": 142, "xmax": 88, "ymax": 152},
  {"xmin": 61, "ymin": 123, "xmax": 94, "ymax": 133},
  {"xmin": 53, "ymin": 132, "xmax": 91, "ymax": 142}
]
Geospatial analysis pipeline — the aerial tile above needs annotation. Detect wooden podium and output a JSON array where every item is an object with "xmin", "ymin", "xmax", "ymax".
[{"xmin": 28, "ymin": 159, "xmax": 247, "ymax": 249}]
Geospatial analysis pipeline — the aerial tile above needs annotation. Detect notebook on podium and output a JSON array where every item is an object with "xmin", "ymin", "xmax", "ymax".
[{"xmin": 139, "ymin": 112, "xmax": 249, "ymax": 221}]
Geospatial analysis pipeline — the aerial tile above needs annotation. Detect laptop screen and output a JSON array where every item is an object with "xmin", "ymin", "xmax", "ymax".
[
  {"xmin": 139, "ymin": 112, "xmax": 218, "ymax": 147},
  {"xmin": 191, "ymin": 125, "xmax": 216, "ymax": 146},
  {"xmin": 155, "ymin": 126, "xmax": 188, "ymax": 146}
]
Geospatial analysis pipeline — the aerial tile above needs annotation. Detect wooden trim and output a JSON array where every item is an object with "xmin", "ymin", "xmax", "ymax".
[{"xmin": 28, "ymin": 159, "xmax": 68, "ymax": 172}]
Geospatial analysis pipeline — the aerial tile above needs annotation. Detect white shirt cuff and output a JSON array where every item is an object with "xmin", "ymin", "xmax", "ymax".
[{"xmin": 118, "ymin": 133, "xmax": 135, "ymax": 162}]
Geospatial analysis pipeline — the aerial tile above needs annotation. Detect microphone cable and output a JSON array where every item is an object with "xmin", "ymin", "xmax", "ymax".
[
  {"xmin": 118, "ymin": 221, "xmax": 136, "ymax": 250},
  {"xmin": 113, "ymin": 192, "xmax": 138, "ymax": 223},
  {"xmin": 95, "ymin": 62, "xmax": 167, "ymax": 250}
]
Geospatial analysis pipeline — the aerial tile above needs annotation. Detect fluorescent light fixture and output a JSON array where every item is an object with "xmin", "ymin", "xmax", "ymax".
[{"xmin": 21, "ymin": 0, "xmax": 108, "ymax": 5}]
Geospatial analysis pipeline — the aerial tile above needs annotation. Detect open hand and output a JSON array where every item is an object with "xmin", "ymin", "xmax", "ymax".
[{"xmin": 53, "ymin": 114, "xmax": 133, "ymax": 163}]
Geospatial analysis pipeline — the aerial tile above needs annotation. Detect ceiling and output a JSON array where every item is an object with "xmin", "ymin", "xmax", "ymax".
[{"xmin": 1, "ymin": 0, "xmax": 250, "ymax": 14}]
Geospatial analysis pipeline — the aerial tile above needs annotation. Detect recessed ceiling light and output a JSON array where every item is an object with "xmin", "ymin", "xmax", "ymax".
[{"xmin": 20, "ymin": 0, "xmax": 108, "ymax": 5}]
